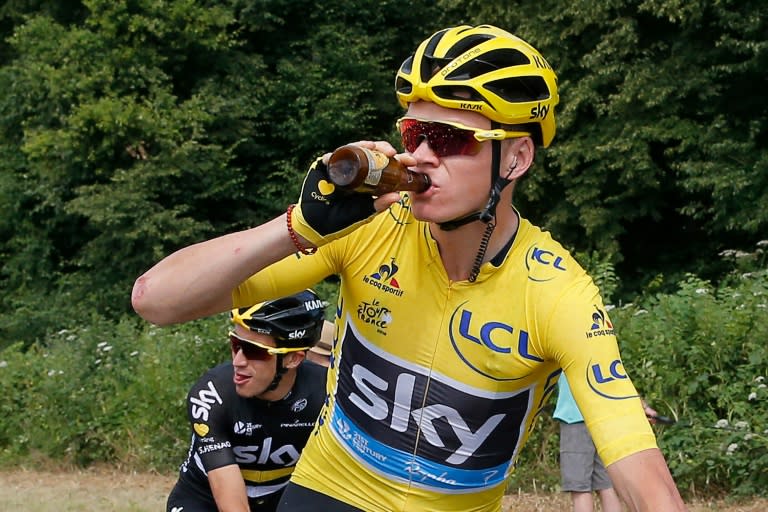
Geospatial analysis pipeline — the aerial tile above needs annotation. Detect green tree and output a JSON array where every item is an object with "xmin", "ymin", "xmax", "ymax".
[
  {"xmin": 0, "ymin": 0, "xmax": 442, "ymax": 345},
  {"xmin": 448, "ymin": 0, "xmax": 767, "ymax": 297}
]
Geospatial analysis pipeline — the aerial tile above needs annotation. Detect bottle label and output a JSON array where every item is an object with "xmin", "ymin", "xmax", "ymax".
[{"xmin": 362, "ymin": 148, "xmax": 388, "ymax": 186}]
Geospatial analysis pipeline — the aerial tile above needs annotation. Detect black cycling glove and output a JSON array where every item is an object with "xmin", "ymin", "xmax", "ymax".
[{"xmin": 290, "ymin": 156, "xmax": 377, "ymax": 247}]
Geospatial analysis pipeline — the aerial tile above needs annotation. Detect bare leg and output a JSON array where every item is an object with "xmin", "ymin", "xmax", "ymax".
[
  {"xmin": 597, "ymin": 488, "xmax": 623, "ymax": 512},
  {"xmin": 571, "ymin": 491, "xmax": 594, "ymax": 512}
]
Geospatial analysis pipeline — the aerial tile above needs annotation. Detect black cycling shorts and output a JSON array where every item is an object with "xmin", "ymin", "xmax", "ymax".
[{"xmin": 276, "ymin": 482, "xmax": 363, "ymax": 512}]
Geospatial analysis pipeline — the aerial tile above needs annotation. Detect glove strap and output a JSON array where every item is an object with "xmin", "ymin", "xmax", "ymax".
[{"xmin": 286, "ymin": 204, "xmax": 317, "ymax": 255}]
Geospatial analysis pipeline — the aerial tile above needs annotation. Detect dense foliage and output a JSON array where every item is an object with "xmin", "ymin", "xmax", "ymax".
[{"xmin": 0, "ymin": 0, "xmax": 765, "ymax": 346}]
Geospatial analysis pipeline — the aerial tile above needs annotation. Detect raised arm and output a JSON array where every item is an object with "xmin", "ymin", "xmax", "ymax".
[
  {"xmin": 131, "ymin": 215, "xmax": 295, "ymax": 326},
  {"xmin": 607, "ymin": 448, "xmax": 687, "ymax": 511},
  {"xmin": 132, "ymin": 143, "xmax": 403, "ymax": 326}
]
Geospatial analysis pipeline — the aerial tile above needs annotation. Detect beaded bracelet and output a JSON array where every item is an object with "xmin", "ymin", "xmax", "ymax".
[{"xmin": 286, "ymin": 204, "xmax": 317, "ymax": 255}]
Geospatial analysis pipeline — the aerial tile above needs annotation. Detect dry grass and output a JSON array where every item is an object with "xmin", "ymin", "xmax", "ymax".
[{"xmin": 0, "ymin": 467, "xmax": 765, "ymax": 511}]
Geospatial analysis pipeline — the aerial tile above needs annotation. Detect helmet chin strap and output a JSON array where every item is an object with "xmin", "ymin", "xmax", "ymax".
[
  {"xmin": 438, "ymin": 124, "xmax": 515, "ymax": 231},
  {"xmin": 437, "ymin": 123, "xmax": 518, "ymax": 282},
  {"xmin": 263, "ymin": 354, "xmax": 288, "ymax": 393}
]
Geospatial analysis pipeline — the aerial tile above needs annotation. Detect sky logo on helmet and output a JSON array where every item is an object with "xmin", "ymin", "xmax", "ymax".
[
  {"xmin": 288, "ymin": 329, "xmax": 307, "ymax": 339},
  {"xmin": 529, "ymin": 102, "xmax": 550, "ymax": 120}
]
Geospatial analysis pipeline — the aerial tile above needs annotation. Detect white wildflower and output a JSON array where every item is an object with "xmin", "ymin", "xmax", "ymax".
[
  {"xmin": 101, "ymin": 345, "xmax": 113, "ymax": 352},
  {"xmin": 756, "ymin": 376, "xmax": 765, "ymax": 383},
  {"xmin": 47, "ymin": 369, "xmax": 56, "ymax": 377},
  {"xmin": 744, "ymin": 433, "xmax": 754, "ymax": 441},
  {"xmin": 605, "ymin": 304, "xmax": 615, "ymax": 311},
  {"xmin": 756, "ymin": 240, "xmax": 768, "ymax": 247},
  {"xmin": 758, "ymin": 384, "xmax": 767, "ymax": 389},
  {"xmin": 129, "ymin": 351, "xmax": 140, "ymax": 357},
  {"xmin": 97, "ymin": 342, "xmax": 108, "ymax": 348},
  {"xmin": 726, "ymin": 443, "xmax": 738, "ymax": 455},
  {"xmin": 715, "ymin": 419, "xmax": 729, "ymax": 429},
  {"xmin": 634, "ymin": 309, "xmax": 648, "ymax": 316},
  {"xmin": 94, "ymin": 359, "xmax": 102, "ymax": 365},
  {"xmin": 695, "ymin": 288, "xmax": 708, "ymax": 294},
  {"xmin": 0, "ymin": 361, "xmax": 7, "ymax": 368},
  {"xmin": 735, "ymin": 421, "xmax": 749, "ymax": 430},
  {"xmin": 748, "ymin": 392, "xmax": 758, "ymax": 401}
]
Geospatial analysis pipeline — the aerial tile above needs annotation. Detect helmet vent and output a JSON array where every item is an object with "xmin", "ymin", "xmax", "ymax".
[
  {"xmin": 444, "ymin": 34, "xmax": 494, "ymax": 59},
  {"xmin": 486, "ymin": 76, "xmax": 550, "ymax": 103},
  {"xmin": 444, "ymin": 48, "xmax": 530, "ymax": 81},
  {"xmin": 432, "ymin": 85, "xmax": 485, "ymax": 103}
]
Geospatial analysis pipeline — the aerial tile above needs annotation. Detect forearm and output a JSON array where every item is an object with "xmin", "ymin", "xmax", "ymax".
[
  {"xmin": 607, "ymin": 448, "xmax": 687, "ymax": 511},
  {"xmin": 132, "ymin": 215, "xmax": 297, "ymax": 325},
  {"xmin": 209, "ymin": 464, "xmax": 251, "ymax": 512}
]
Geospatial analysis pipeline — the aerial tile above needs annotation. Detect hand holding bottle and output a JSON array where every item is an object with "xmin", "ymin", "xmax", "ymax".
[{"xmin": 289, "ymin": 142, "xmax": 404, "ymax": 248}]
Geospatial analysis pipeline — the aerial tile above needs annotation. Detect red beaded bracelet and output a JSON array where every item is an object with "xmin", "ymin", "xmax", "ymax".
[{"xmin": 286, "ymin": 204, "xmax": 317, "ymax": 255}]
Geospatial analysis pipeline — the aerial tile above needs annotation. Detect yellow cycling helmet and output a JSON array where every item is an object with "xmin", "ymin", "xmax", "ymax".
[{"xmin": 396, "ymin": 25, "xmax": 559, "ymax": 147}]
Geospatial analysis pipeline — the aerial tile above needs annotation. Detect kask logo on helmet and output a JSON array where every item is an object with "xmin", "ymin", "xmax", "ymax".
[{"xmin": 303, "ymin": 299, "xmax": 325, "ymax": 311}]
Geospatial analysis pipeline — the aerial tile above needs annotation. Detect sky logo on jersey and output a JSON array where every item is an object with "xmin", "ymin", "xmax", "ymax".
[
  {"xmin": 234, "ymin": 438, "xmax": 301, "ymax": 466},
  {"xmin": 190, "ymin": 380, "xmax": 223, "ymax": 422},
  {"xmin": 525, "ymin": 245, "xmax": 567, "ymax": 282},
  {"xmin": 329, "ymin": 320, "xmax": 532, "ymax": 491},
  {"xmin": 585, "ymin": 358, "xmax": 639, "ymax": 400},
  {"xmin": 363, "ymin": 257, "xmax": 404, "ymax": 297},
  {"xmin": 448, "ymin": 301, "xmax": 543, "ymax": 381},
  {"xmin": 585, "ymin": 306, "xmax": 615, "ymax": 339}
]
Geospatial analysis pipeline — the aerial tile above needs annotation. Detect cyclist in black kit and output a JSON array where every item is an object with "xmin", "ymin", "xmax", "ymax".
[{"xmin": 166, "ymin": 290, "xmax": 329, "ymax": 512}]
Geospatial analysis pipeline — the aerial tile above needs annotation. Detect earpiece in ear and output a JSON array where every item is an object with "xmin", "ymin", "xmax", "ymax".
[{"xmin": 505, "ymin": 157, "xmax": 518, "ymax": 178}]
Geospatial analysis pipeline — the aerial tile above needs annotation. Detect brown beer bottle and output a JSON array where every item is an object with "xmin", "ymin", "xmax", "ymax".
[{"xmin": 327, "ymin": 145, "xmax": 431, "ymax": 195}]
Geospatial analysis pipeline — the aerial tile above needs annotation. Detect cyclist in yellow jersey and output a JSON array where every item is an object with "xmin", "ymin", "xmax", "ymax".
[{"xmin": 132, "ymin": 24, "xmax": 687, "ymax": 512}]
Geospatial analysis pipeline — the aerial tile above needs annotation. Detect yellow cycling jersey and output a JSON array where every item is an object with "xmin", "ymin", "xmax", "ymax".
[{"xmin": 233, "ymin": 197, "xmax": 657, "ymax": 512}]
